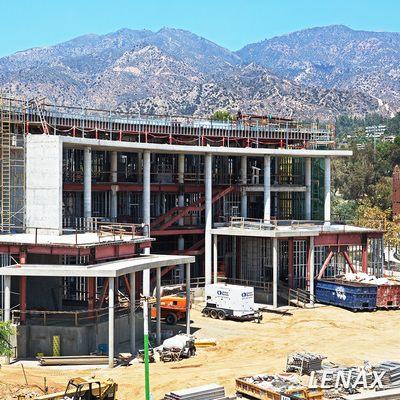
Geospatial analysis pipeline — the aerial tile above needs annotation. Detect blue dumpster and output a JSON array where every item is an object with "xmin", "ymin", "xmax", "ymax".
[{"xmin": 316, "ymin": 279, "xmax": 377, "ymax": 311}]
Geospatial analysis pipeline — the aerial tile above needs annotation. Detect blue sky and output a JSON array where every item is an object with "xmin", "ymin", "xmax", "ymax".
[{"xmin": 1, "ymin": 0, "xmax": 399, "ymax": 57}]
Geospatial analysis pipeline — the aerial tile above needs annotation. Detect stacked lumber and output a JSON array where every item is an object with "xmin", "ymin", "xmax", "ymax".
[{"xmin": 164, "ymin": 383, "xmax": 226, "ymax": 400}]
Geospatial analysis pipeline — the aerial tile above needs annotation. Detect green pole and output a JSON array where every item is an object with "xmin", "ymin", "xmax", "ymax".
[
  {"xmin": 143, "ymin": 298, "xmax": 151, "ymax": 400},
  {"xmin": 144, "ymin": 331, "xmax": 150, "ymax": 400}
]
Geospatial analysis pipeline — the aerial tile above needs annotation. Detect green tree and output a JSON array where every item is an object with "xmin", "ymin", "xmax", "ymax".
[
  {"xmin": 0, "ymin": 321, "xmax": 14, "ymax": 357},
  {"xmin": 210, "ymin": 110, "xmax": 234, "ymax": 122}
]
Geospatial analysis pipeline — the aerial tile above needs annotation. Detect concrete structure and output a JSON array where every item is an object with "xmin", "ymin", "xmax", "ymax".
[
  {"xmin": 0, "ymin": 234, "xmax": 194, "ymax": 366},
  {"xmin": 0, "ymin": 99, "xmax": 385, "ymax": 317}
]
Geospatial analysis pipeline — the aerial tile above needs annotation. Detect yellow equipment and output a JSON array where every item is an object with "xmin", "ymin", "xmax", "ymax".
[{"xmin": 33, "ymin": 377, "xmax": 117, "ymax": 399}]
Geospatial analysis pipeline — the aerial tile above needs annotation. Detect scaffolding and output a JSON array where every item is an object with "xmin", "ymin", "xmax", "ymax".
[{"xmin": 0, "ymin": 94, "xmax": 25, "ymax": 233}]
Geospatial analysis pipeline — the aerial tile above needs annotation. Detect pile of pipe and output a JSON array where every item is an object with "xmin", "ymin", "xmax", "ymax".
[
  {"xmin": 342, "ymin": 272, "xmax": 393, "ymax": 285},
  {"xmin": 374, "ymin": 361, "xmax": 400, "ymax": 388},
  {"xmin": 164, "ymin": 383, "xmax": 228, "ymax": 400},
  {"xmin": 286, "ymin": 351, "xmax": 327, "ymax": 375},
  {"xmin": 240, "ymin": 374, "xmax": 301, "ymax": 393}
]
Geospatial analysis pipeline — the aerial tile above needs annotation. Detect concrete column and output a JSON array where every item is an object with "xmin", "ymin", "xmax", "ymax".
[
  {"xmin": 324, "ymin": 157, "xmax": 331, "ymax": 224},
  {"xmin": 177, "ymin": 154, "xmax": 185, "ymax": 282},
  {"xmin": 272, "ymin": 238, "xmax": 278, "ymax": 308},
  {"xmin": 240, "ymin": 156, "xmax": 247, "ymax": 218},
  {"xmin": 108, "ymin": 277, "xmax": 114, "ymax": 368},
  {"xmin": 205, "ymin": 153, "xmax": 213, "ymax": 285},
  {"xmin": 305, "ymin": 158, "xmax": 312, "ymax": 220},
  {"xmin": 309, "ymin": 237, "xmax": 315, "ymax": 305},
  {"xmin": 156, "ymin": 267, "xmax": 161, "ymax": 346},
  {"xmin": 4, "ymin": 275, "xmax": 10, "ymax": 323},
  {"xmin": 186, "ymin": 263, "xmax": 191, "ymax": 335},
  {"xmin": 264, "ymin": 156, "xmax": 271, "ymax": 222},
  {"xmin": 213, "ymin": 235, "xmax": 218, "ymax": 283},
  {"xmin": 83, "ymin": 147, "xmax": 92, "ymax": 219},
  {"xmin": 3, "ymin": 275, "xmax": 10, "ymax": 365},
  {"xmin": 111, "ymin": 151, "xmax": 118, "ymax": 221},
  {"xmin": 130, "ymin": 272, "xmax": 136, "ymax": 354},
  {"xmin": 142, "ymin": 151, "xmax": 151, "ymax": 337}
]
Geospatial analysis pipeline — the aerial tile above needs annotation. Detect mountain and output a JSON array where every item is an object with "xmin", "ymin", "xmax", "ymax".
[
  {"xmin": 237, "ymin": 25, "xmax": 400, "ymax": 111},
  {"xmin": 0, "ymin": 26, "xmax": 397, "ymax": 120}
]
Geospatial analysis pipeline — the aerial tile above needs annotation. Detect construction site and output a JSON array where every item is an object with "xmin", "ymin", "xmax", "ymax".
[{"xmin": 0, "ymin": 94, "xmax": 399, "ymax": 400}]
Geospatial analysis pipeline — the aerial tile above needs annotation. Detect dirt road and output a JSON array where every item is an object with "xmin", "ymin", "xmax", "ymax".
[{"xmin": 1, "ymin": 306, "xmax": 399, "ymax": 399}]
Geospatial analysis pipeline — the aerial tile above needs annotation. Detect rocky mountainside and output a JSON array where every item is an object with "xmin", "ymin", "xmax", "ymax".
[
  {"xmin": 238, "ymin": 25, "xmax": 400, "ymax": 111},
  {"xmin": 0, "ymin": 26, "xmax": 398, "ymax": 120}
]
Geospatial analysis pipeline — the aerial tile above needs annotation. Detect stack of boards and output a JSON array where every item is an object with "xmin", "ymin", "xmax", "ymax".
[{"xmin": 164, "ymin": 384, "xmax": 231, "ymax": 400}]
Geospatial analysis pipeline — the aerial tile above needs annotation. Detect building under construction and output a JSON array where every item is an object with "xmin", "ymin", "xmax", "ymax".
[{"xmin": 0, "ymin": 95, "xmax": 385, "ymax": 358}]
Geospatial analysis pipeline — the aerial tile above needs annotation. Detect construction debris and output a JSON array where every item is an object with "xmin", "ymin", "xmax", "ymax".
[
  {"xmin": 236, "ymin": 374, "xmax": 324, "ymax": 399},
  {"xmin": 164, "ymin": 383, "xmax": 227, "ymax": 400},
  {"xmin": 286, "ymin": 351, "xmax": 327, "ymax": 375}
]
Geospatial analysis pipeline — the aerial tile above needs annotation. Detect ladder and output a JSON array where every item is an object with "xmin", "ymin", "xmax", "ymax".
[{"xmin": 0, "ymin": 94, "xmax": 12, "ymax": 232}]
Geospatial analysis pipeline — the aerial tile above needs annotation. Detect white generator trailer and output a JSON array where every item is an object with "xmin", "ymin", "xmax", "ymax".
[{"xmin": 202, "ymin": 283, "xmax": 262, "ymax": 321}]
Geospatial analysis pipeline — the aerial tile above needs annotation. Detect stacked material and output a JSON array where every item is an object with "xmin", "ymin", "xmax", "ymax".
[
  {"xmin": 164, "ymin": 383, "xmax": 226, "ymax": 400},
  {"xmin": 38, "ymin": 355, "xmax": 109, "ymax": 366},
  {"xmin": 286, "ymin": 351, "xmax": 327, "ymax": 375},
  {"xmin": 239, "ymin": 374, "xmax": 301, "ymax": 393},
  {"xmin": 374, "ymin": 361, "xmax": 400, "ymax": 387}
]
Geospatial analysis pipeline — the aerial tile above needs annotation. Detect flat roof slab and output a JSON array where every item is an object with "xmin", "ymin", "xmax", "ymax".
[
  {"xmin": 0, "ymin": 232, "xmax": 153, "ymax": 248},
  {"xmin": 0, "ymin": 254, "xmax": 195, "ymax": 278},
  {"xmin": 59, "ymin": 136, "xmax": 352, "ymax": 158},
  {"xmin": 211, "ymin": 224, "xmax": 380, "ymax": 238}
]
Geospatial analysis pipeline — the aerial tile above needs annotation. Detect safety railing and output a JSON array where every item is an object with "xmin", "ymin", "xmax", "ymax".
[
  {"xmin": 11, "ymin": 305, "xmax": 130, "ymax": 327},
  {"xmin": 217, "ymin": 277, "xmax": 272, "ymax": 292},
  {"xmin": 288, "ymin": 288, "xmax": 316, "ymax": 307}
]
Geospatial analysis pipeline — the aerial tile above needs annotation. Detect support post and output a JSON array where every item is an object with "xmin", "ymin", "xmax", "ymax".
[
  {"xmin": 176, "ymin": 154, "xmax": 185, "ymax": 281},
  {"xmin": 264, "ymin": 156, "xmax": 271, "ymax": 222},
  {"xmin": 156, "ymin": 267, "xmax": 161, "ymax": 346},
  {"xmin": 4, "ymin": 275, "xmax": 11, "ymax": 365},
  {"xmin": 362, "ymin": 244, "xmax": 368, "ymax": 273},
  {"xmin": 324, "ymin": 157, "xmax": 331, "ymax": 224},
  {"xmin": 309, "ymin": 237, "xmax": 315, "ymax": 304},
  {"xmin": 288, "ymin": 238, "xmax": 294, "ymax": 289},
  {"xmin": 231, "ymin": 237, "xmax": 237, "ymax": 279},
  {"xmin": 305, "ymin": 158, "xmax": 312, "ymax": 220},
  {"xmin": 108, "ymin": 277, "xmax": 114, "ymax": 368},
  {"xmin": 213, "ymin": 235, "xmax": 218, "ymax": 283},
  {"xmin": 88, "ymin": 277, "xmax": 96, "ymax": 318},
  {"xmin": 83, "ymin": 147, "xmax": 92, "ymax": 219},
  {"xmin": 19, "ymin": 251, "xmax": 27, "ymax": 324},
  {"xmin": 110, "ymin": 151, "xmax": 118, "ymax": 221},
  {"xmin": 240, "ymin": 156, "xmax": 247, "ymax": 218},
  {"xmin": 186, "ymin": 263, "xmax": 191, "ymax": 335},
  {"xmin": 130, "ymin": 272, "xmax": 136, "ymax": 354},
  {"xmin": 205, "ymin": 153, "xmax": 213, "ymax": 285},
  {"xmin": 272, "ymin": 238, "xmax": 278, "ymax": 308}
]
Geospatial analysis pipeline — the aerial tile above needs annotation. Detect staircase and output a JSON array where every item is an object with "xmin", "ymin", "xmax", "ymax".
[
  {"xmin": 151, "ymin": 185, "xmax": 235, "ymax": 231},
  {"xmin": 1, "ymin": 95, "xmax": 12, "ymax": 232}
]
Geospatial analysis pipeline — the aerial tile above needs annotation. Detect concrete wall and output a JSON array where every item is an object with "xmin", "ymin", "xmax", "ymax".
[
  {"xmin": 16, "ymin": 311, "xmax": 144, "ymax": 358},
  {"xmin": 26, "ymin": 135, "xmax": 63, "ymax": 234}
]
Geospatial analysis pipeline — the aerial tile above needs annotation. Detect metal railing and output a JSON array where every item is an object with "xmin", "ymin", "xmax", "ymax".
[
  {"xmin": 218, "ymin": 277, "xmax": 272, "ymax": 292},
  {"xmin": 11, "ymin": 305, "xmax": 130, "ymax": 326},
  {"xmin": 288, "ymin": 288, "xmax": 316, "ymax": 307}
]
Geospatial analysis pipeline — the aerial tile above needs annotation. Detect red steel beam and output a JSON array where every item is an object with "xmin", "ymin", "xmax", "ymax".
[
  {"xmin": 317, "ymin": 250, "xmax": 334, "ymax": 280},
  {"xmin": 342, "ymin": 251, "xmax": 357, "ymax": 273}
]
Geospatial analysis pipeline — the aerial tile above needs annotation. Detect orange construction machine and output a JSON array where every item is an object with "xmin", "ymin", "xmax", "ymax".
[{"xmin": 151, "ymin": 295, "xmax": 189, "ymax": 325}]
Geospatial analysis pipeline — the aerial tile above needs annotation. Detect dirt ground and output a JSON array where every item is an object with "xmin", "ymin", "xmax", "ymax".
[{"xmin": 1, "ymin": 305, "xmax": 399, "ymax": 399}]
